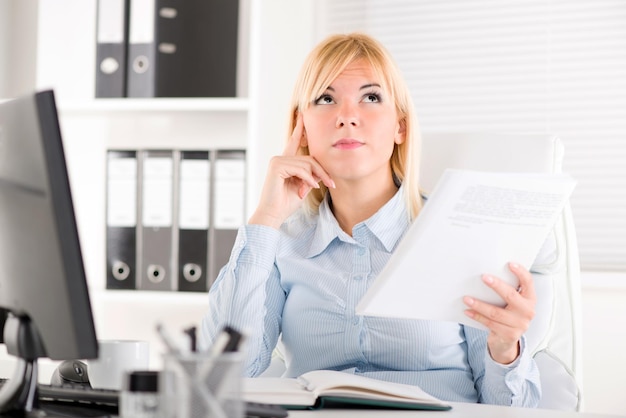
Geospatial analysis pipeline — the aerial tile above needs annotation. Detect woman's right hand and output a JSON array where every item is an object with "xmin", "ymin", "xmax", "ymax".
[{"xmin": 248, "ymin": 114, "xmax": 335, "ymax": 229}]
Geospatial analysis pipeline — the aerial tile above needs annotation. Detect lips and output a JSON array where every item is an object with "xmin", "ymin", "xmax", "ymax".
[{"xmin": 333, "ymin": 138, "xmax": 364, "ymax": 149}]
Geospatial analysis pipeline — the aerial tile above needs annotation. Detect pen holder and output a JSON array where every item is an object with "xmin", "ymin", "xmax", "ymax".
[{"xmin": 160, "ymin": 351, "xmax": 243, "ymax": 418}]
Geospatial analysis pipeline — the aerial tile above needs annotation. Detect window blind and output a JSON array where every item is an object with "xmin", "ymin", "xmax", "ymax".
[{"xmin": 317, "ymin": 0, "xmax": 626, "ymax": 271}]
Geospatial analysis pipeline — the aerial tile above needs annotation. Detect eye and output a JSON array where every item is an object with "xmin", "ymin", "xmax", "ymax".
[
  {"xmin": 314, "ymin": 94, "xmax": 335, "ymax": 105},
  {"xmin": 363, "ymin": 92, "xmax": 381, "ymax": 103}
]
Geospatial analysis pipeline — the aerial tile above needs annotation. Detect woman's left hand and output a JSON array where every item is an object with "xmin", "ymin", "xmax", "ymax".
[{"xmin": 463, "ymin": 262, "xmax": 536, "ymax": 364}]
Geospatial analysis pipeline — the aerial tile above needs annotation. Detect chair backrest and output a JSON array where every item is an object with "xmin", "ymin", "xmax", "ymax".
[{"xmin": 420, "ymin": 132, "xmax": 583, "ymax": 411}]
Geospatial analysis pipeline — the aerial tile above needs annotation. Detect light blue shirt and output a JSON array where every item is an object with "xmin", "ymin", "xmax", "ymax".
[{"xmin": 201, "ymin": 188, "xmax": 541, "ymax": 406}]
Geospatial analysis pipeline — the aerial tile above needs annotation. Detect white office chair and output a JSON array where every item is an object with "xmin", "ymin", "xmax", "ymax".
[
  {"xmin": 420, "ymin": 132, "xmax": 583, "ymax": 411},
  {"xmin": 262, "ymin": 132, "xmax": 583, "ymax": 411}
]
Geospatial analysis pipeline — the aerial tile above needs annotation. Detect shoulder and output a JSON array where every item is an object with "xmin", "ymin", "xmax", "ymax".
[{"xmin": 280, "ymin": 209, "xmax": 319, "ymax": 238}]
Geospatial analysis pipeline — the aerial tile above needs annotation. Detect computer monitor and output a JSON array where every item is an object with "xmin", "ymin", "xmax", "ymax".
[
  {"xmin": 0, "ymin": 90, "xmax": 98, "ymax": 415},
  {"xmin": 0, "ymin": 308, "xmax": 8, "ymax": 344}
]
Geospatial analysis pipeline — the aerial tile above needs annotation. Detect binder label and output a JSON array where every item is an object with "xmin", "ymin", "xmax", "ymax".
[
  {"xmin": 142, "ymin": 157, "xmax": 173, "ymax": 227},
  {"xmin": 214, "ymin": 159, "xmax": 245, "ymax": 229},
  {"xmin": 129, "ymin": 0, "xmax": 156, "ymax": 43},
  {"xmin": 97, "ymin": 0, "xmax": 126, "ymax": 43},
  {"xmin": 179, "ymin": 159, "xmax": 210, "ymax": 229},
  {"xmin": 107, "ymin": 158, "xmax": 137, "ymax": 227}
]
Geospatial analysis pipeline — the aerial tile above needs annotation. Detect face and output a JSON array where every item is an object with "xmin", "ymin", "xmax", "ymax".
[{"xmin": 301, "ymin": 59, "xmax": 405, "ymax": 185}]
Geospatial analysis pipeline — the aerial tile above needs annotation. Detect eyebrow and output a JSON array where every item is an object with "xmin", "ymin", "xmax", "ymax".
[{"xmin": 324, "ymin": 83, "xmax": 382, "ymax": 92}]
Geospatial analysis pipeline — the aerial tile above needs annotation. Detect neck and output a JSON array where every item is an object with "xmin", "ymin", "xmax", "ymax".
[{"xmin": 329, "ymin": 177, "xmax": 398, "ymax": 236}]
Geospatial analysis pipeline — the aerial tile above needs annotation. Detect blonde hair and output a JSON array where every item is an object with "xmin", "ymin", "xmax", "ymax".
[{"xmin": 288, "ymin": 32, "xmax": 423, "ymax": 220}]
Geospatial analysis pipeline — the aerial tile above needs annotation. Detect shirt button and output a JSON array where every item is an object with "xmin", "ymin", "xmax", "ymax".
[
  {"xmin": 353, "ymin": 317, "xmax": 360, "ymax": 325},
  {"xmin": 353, "ymin": 275, "xmax": 362, "ymax": 281},
  {"xmin": 358, "ymin": 248, "xmax": 366, "ymax": 256}
]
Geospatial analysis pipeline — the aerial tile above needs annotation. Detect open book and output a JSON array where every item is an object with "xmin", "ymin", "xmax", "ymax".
[
  {"xmin": 356, "ymin": 169, "xmax": 576, "ymax": 329},
  {"xmin": 243, "ymin": 370, "xmax": 451, "ymax": 410}
]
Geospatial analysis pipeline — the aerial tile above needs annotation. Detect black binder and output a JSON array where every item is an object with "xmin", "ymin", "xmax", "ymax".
[
  {"xmin": 95, "ymin": 0, "xmax": 130, "ymax": 97},
  {"xmin": 177, "ymin": 151, "xmax": 211, "ymax": 292},
  {"xmin": 106, "ymin": 150, "xmax": 138, "ymax": 289},
  {"xmin": 127, "ymin": 0, "xmax": 239, "ymax": 97}
]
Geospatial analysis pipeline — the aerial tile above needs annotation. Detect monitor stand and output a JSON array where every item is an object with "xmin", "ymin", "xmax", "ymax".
[
  {"xmin": 0, "ymin": 315, "xmax": 53, "ymax": 417},
  {"xmin": 0, "ymin": 315, "xmax": 109, "ymax": 418}
]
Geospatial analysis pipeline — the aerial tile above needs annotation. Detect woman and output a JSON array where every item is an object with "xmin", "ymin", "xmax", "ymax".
[{"xmin": 201, "ymin": 32, "xmax": 542, "ymax": 406}]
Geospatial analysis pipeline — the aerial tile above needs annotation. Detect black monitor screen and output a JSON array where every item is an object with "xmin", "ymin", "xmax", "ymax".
[{"xmin": 0, "ymin": 90, "xmax": 98, "ymax": 412}]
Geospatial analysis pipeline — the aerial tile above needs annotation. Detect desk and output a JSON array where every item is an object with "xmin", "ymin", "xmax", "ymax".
[{"xmin": 286, "ymin": 402, "xmax": 625, "ymax": 418}]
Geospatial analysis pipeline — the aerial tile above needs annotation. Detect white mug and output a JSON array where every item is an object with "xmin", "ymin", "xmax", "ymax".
[{"xmin": 87, "ymin": 340, "xmax": 150, "ymax": 390}]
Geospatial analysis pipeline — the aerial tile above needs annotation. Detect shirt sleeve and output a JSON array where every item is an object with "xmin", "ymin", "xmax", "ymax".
[
  {"xmin": 200, "ymin": 224, "xmax": 286, "ymax": 376},
  {"xmin": 464, "ymin": 326, "xmax": 541, "ymax": 407},
  {"xmin": 463, "ymin": 228, "xmax": 559, "ymax": 406}
]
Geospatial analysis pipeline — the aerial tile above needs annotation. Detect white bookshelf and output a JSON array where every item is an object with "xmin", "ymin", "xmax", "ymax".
[
  {"xmin": 59, "ymin": 98, "xmax": 250, "ymax": 113},
  {"xmin": 0, "ymin": 0, "xmax": 318, "ymax": 373}
]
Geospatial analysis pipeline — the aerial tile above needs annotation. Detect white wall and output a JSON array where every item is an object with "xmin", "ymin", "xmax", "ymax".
[
  {"xmin": 580, "ymin": 275, "xmax": 626, "ymax": 415},
  {"xmin": 0, "ymin": 1, "xmax": 8, "ymax": 95},
  {"xmin": 0, "ymin": 0, "xmax": 38, "ymax": 97},
  {"xmin": 246, "ymin": 0, "xmax": 318, "ymax": 209}
]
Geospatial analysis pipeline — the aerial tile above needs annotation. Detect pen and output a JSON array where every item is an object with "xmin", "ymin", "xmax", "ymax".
[
  {"xmin": 184, "ymin": 326, "xmax": 197, "ymax": 352},
  {"xmin": 202, "ymin": 325, "xmax": 245, "ymax": 410},
  {"xmin": 221, "ymin": 325, "xmax": 243, "ymax": 353},
  {"xmin": 207, "ymin": 325, "xmax": 243, "ymax": 356},
  {"xmin": 208, "ymin": 329, "xmax": 230, "ymax": 356},
  {"xmin": 156, "ymin": 322, "xmax": 182, "ymax": 354}
]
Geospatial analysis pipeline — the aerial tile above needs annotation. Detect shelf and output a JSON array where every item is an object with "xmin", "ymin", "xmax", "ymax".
[
  {"xmin": 89, "ymin": 287, "xmax": 211, "ymax": 306},
  {"xmin": 58, "ymin": 97, "xmax": 250, "ymax": 114}
]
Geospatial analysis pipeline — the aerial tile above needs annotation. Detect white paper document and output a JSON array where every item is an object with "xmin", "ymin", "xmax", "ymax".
[{"xmin": 356, "ymin": 169, "xmax": 576, "ymax": 329}]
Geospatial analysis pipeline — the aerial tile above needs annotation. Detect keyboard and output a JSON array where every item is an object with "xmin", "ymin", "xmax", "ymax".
[
  {"xmin": 0, "ymin": 379, "xmax": 288, "ymax": 418},
  {"xmin": 39, "ymin": 382, "xmax": 118, "ymax": 406}
]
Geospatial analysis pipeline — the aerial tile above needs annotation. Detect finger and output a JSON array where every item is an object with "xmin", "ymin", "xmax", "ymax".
[
  {"xmin": 509, "ymin": 262, "xmax": 535, "ymax": 298},
  {"xmin": 283, "ymin": 113, "xmax": 305, "ymax": 156},
  {"xmin": 282, "ymin": 154, "xmax": 335, "ymax": 190},
  {"xmin": 480, "ymin": 274, "xmax": 525, "ymax": 307},
  {"xmin": 298, "ymin": 183, "xmax": 313, "ymax": 199},
  {"xmin": 309, "ymin": 157, "xmax": 336, "ymax": 189},
  {"xmin": 464, "ymin": 294, "xmax": 533, "ymax": 330},
  {"xmin": 465, "ymin": 308, "xmax": 523, "ymax": 339},
  {"xmin": 277, "ymin": 158, "xmax": 324, "ymax": 190},
  {"xmin": 463, "ymin": 296, "xmax": 521, "ymax": 328}
]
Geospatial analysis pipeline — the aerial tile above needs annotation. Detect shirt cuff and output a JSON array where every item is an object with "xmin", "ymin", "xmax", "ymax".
[
  {"xmin": 486, "ymin": 335, "xmax": 527, "ymax": 370},
  {"xmin": 484, "ymin": 335, "xmax": 534, "ymax": 386}
]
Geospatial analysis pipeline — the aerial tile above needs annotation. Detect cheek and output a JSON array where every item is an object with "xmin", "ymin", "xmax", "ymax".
[
  {"xmin": 306, "ymin": 140, "xmax": 324, "ymax": 159},
  {"xmin": 302, "ymin": 114, "xmax": 327, "ymax": 154},
  {"xmin": 376, "ymin": 120, "xmax": 402, "ymax": 147}
]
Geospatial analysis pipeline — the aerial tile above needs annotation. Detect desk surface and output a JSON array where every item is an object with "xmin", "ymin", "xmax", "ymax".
[{"xmin": 286, "ymin": 402, "xmax": 625, "ymax": 418}]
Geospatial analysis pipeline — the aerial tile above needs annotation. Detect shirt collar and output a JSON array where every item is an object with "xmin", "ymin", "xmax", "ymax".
[{"xmin": 306, "ymin": 187, "xmax": 409, "ymax": 258}]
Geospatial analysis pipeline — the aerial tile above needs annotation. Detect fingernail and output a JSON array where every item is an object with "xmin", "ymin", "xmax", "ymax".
[
  {"xmin": 509, "ymin": 262, "xmax": 520, "ymax": 269},
  {"xmin": 482, "ymin": 275, "xmax": 494, "ymax": 284},
  {"xmin": 463, "ymin": 296, "xmax": 474, "ymax": 306},
  {"xmin": 465, "ymin": 310, "xmax": 475, "ymax": 318}
]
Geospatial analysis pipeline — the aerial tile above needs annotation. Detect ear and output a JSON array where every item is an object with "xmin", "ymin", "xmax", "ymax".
[
  {"xmin": 300, "ymin": 120, "xmax": 308, "ymax": 148},
  {"xmin": 297, "ymin": 110, "xmax": 309, "ymax": 148},
  {"xmin": 394, "ymin": 119, "xmax": 406, "ymax": 144}
]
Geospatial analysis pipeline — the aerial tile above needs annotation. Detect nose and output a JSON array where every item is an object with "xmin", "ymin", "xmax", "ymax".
[{"xmin": 335, "ymin": 102, "xmax": 359, "ymax": 128}]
